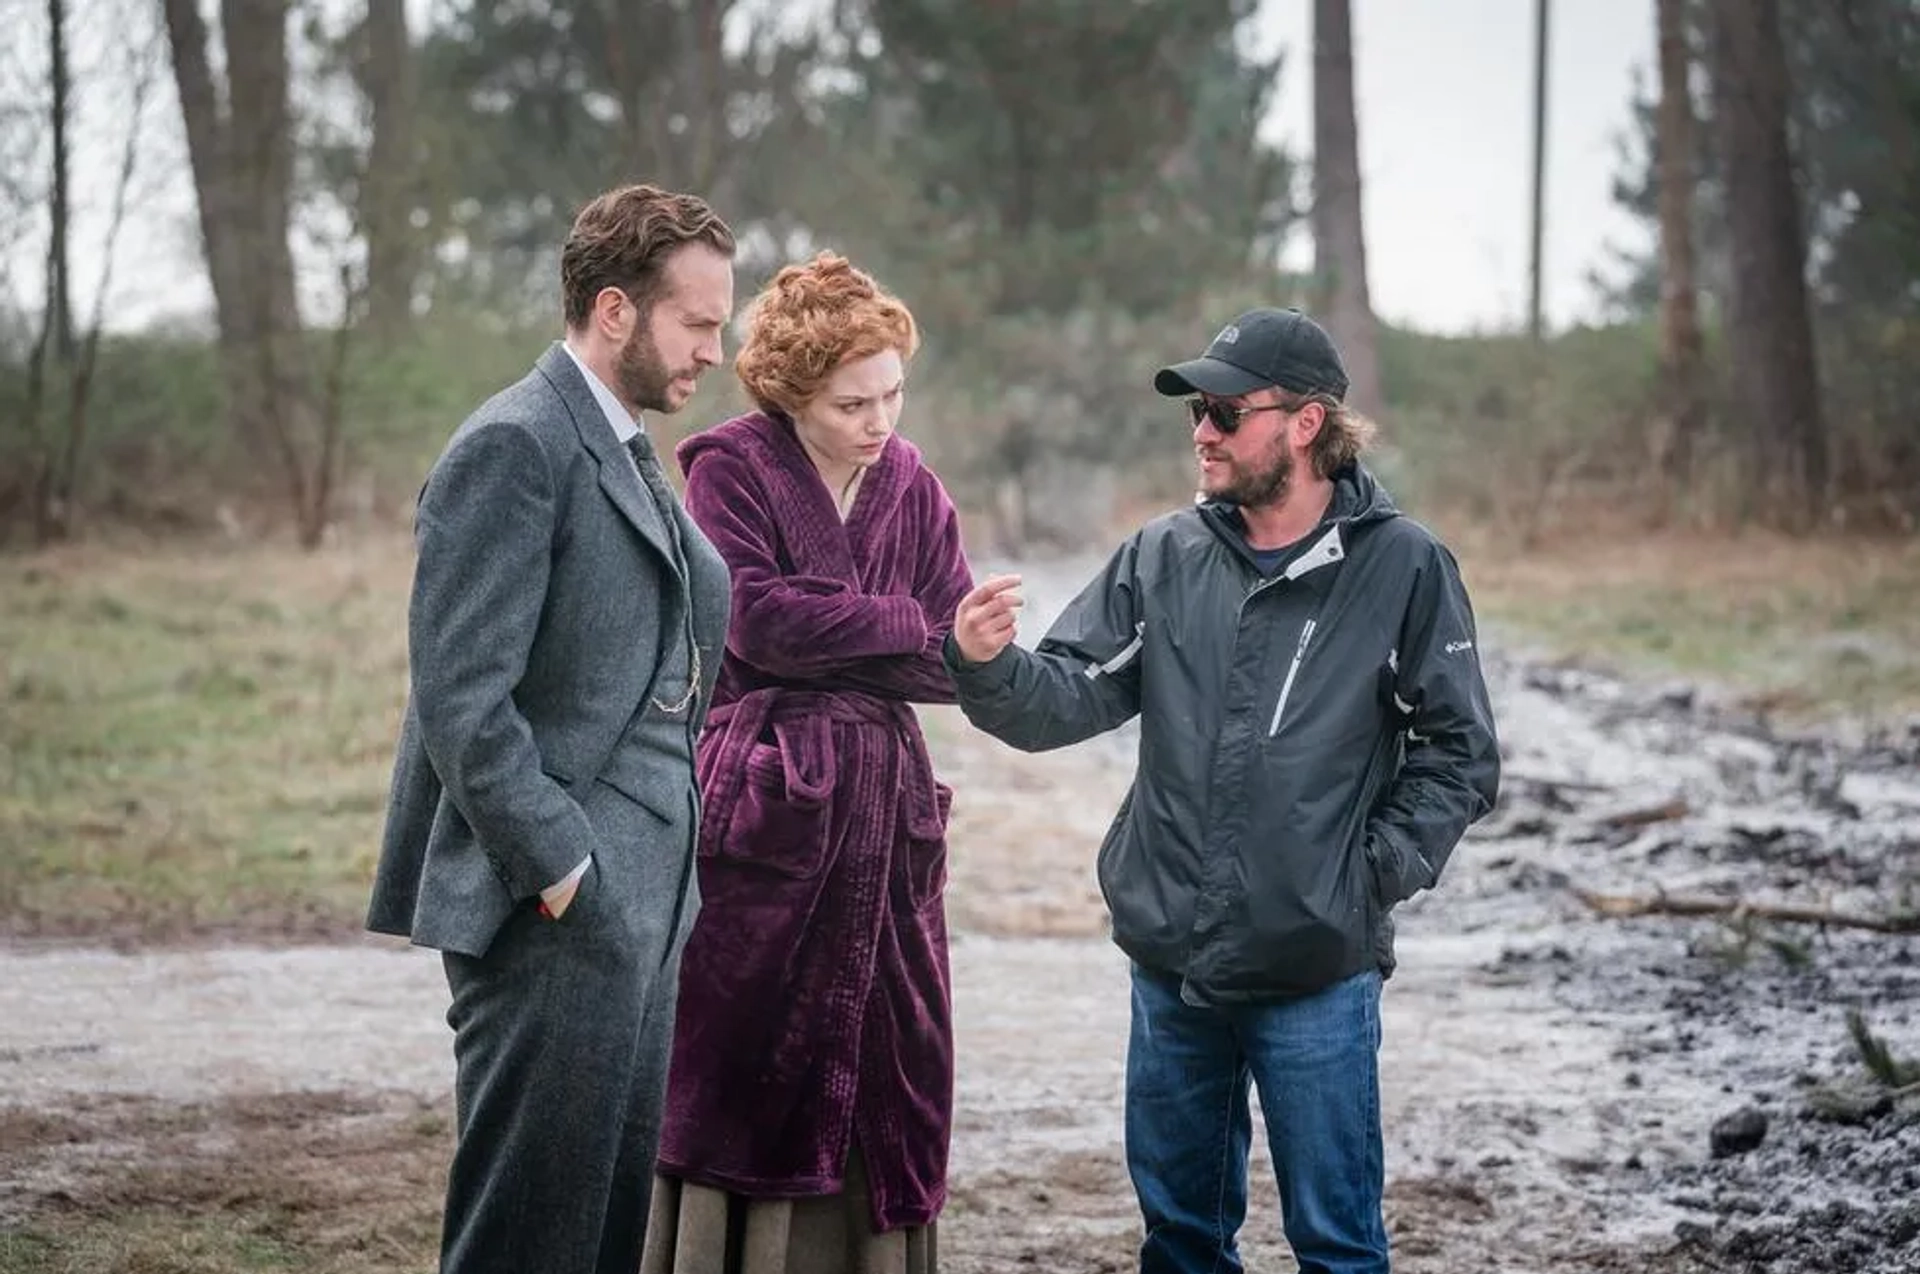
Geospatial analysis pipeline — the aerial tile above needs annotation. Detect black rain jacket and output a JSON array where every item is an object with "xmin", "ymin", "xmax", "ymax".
[{"xmin": 947, "ymin": 464, "xmax": 1500, "ymax": 1003}]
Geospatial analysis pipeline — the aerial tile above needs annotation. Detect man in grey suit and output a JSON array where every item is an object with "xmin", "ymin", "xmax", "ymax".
[{"xmin": 367, "ymin": 184, "xmax": 735, "ymax": 1274}]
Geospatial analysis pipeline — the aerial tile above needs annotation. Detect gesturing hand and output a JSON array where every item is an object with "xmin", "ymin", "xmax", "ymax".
[{"xmin": 953, "ymin": 574, "xmax": 1025, "ymax": 665}]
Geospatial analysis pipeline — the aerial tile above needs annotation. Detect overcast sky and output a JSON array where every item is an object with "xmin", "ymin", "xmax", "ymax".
[
  {"xmin": 1254, "ymin": 1, "xmax": 1654, "ymax": 332},
  {"xmin": 9, "ymin": 1, "xmax": 1655, "ymax": 337}
]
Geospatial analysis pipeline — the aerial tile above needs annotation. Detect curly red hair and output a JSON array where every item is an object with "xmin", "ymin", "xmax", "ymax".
[{"xmin": 734, "ymin": 252, "xmax": 919, "ymax": 415}]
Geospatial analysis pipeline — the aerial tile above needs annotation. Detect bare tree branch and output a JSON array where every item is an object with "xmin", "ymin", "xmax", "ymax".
[{"xmin": 48, "ymin": 10, "xmax": 166, "ymax": 537}]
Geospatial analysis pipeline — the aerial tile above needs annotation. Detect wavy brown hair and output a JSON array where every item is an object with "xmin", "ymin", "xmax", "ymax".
[
  {"xmin": 1282, "ymin": 389, "xmax": 1378, "ymax": 479},
  {"xmin": 734, "ymin": 252, "xmax": 919, "ymax": 415},
  {"xmin": 560, "ymin": 184, "xmax": 735, "ymax": 329}
]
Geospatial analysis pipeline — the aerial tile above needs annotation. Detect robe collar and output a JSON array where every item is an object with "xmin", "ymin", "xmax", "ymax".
[{"xmin": 678, "ymin": 410, "xmax": 923, "ymax": 582}]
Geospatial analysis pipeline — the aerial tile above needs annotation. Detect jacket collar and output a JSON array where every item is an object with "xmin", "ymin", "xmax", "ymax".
[{"xmin": 534, "ymin": 342, "xmax": 681, "ymax": 576}]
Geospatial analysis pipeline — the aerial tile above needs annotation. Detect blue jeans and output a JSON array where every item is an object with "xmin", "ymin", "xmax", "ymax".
[{"xmin": 1125, "ymin": 965, "xmax": 1388, "ymax": 1274}]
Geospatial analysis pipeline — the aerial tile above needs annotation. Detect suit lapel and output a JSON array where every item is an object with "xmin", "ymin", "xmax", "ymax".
[{"xmin": 534, "ymin": 343, "xmax": 682, "ymax": 579}]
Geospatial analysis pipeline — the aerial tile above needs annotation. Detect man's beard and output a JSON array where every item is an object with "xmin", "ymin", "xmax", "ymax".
[
  {"xmin": 1203, "ymin": 434, "xmax": 1293, "ymax": 510},
  {"xmin": 616, "ymin": 323, "xmax": 681, "ymax": 414}
]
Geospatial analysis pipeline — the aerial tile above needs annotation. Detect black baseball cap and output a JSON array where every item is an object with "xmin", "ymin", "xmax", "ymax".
[{"xmin": 1153, "ymin": 307, "xmax": 1349, "ymax": 402}]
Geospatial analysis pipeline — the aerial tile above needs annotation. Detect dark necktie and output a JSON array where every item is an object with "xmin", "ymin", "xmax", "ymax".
[
  {"xmin": 624, "ymin": 432, "xmax": 699, "ymax": 715},
  {"xmin": 625, "ymin": 434, "xmax": 685, "ymax": 556}
]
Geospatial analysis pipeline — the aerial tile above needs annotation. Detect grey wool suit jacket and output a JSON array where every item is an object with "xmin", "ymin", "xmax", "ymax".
[{"xmin": 368, "ymin": 343, "xmax": 730, "ymax": 958}]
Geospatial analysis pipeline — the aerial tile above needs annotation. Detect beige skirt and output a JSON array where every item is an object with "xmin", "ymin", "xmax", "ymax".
[{"xmin": 639, "ymin": 1148, "xmax": 937, "ymax": 1274}]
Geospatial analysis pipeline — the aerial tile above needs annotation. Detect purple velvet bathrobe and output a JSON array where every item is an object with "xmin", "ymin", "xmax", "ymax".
[{"xmin": 657, "ymin": 411, "xmax": 974, "ymax": 1232}]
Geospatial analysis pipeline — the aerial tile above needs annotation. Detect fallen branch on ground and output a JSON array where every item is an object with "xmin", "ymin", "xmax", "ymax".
[
  {"xmin": 1596, "ymin": 797, "xmax": 1691, "ymax": 829},
  {"xmin": 1574, "ymin": 889, "xmax": 1920, "ymax": 934},
  {"xmin": 1501, "ymin": 769, "xmax": 1615, "ymax": 794}
]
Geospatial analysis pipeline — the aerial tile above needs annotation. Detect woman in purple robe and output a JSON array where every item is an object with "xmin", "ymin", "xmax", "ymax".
[{"xmin": 640, "ymin": 253, "xmax": 974, "ymax": 1274}]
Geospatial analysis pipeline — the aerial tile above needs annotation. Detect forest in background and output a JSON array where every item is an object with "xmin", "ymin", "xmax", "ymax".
[{"xmin": 1, "ymin": 0, "xmax": 1916, "ymax": 551}]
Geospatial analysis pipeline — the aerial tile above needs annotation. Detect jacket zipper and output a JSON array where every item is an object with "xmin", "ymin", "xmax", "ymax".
[
  {"xmin": 1241, "ymin": 524, "xmax": 1342, "ymax": 738},
  {"xmin": 1267, "ymin": 617, "xmax": 1317, "ymax": 737}
]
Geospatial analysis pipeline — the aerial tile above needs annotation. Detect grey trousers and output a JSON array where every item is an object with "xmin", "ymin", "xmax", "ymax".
[{"xmin": 439, "ymin": 852, "xmax": 685, "ymax": 1274}]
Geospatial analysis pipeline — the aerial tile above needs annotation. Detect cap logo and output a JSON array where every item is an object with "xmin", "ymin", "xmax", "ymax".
[{"xmin": 1215, "ymin": 324, "xmax": 1240, "ymax": 345}]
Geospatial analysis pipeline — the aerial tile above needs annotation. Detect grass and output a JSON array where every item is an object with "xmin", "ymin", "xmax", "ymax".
[
  {"xmin": 0, "ymin": 1217, "xmax": 310, "ymax": 1274},
  {"xmin": 1, "ymin": 524, "xmax": 1916, "ymax": 943},
  {"xmin": 1458, "ymin": 526, "xmax": 1920, "ymax": 729},
  {"xmin": 0, "ymin": 537, "xmax": 413, "ymax": 941}
]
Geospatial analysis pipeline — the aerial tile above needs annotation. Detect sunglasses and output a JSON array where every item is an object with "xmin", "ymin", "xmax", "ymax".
[{"xmin": 1185, "ymin": 397, "xmax": 1290, "ymax": 435}]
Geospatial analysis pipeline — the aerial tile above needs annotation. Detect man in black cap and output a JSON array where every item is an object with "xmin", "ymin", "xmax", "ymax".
[{"xmin": 946, "ymin": 308, "xmax": 1500, "ymax": 1273}]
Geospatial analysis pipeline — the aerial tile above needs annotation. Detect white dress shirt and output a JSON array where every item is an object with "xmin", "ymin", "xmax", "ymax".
[{"xmin": 562, "ymin": 340, "xmax": 648, "ymax": 458}]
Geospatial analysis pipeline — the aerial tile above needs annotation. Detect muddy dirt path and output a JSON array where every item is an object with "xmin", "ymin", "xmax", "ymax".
[
  {"xmin": 4, "ymin": 559, "xmax": 1919, "ymax": 1273},
  {"xmin": 0, "ymin": 927, "xmax": 1652, "ymax": 1271}
]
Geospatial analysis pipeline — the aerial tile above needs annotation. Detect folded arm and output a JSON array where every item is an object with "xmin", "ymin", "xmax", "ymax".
[
  {"xmin": 827, "ymin": 479, "xmax": 975, "ymax": 703},
  {"xmin": 685, "ymin": 451, "xmax": 929, "ymax": 680}
]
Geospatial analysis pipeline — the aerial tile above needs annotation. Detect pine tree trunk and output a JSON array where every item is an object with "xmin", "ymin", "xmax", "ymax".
[
  {"xmin": 161, "ymin": 0, "xmax": 263, "ymax": 439},
  {"xmin": 164, "ymin": 0, "xmax": 326, "ymax": 544},
  {"xmin": 46, "ymin": 0, "xmax": 73, "ymax": 363},
  {"xmin": 1655, "ymin": 0, "xmax": 1706, "ymax": 511},
  {"xmin": 28, "ymin": 0, "xmax": 76, "ymax": 543},
  {"xmin": 1709, "ymin": 0, "xmax": 1826, "ymax": 527},
  {"xmin": 1311, "ymin": 0, "xmax": 1383, "ymax": 419},
  {"xmin": 361, "ymin": 0, "xmax": 417, "ymax": 335},
  {"xmin": 1527, "ymin": 0, "xmax": 1550, "ymax": 340}
]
